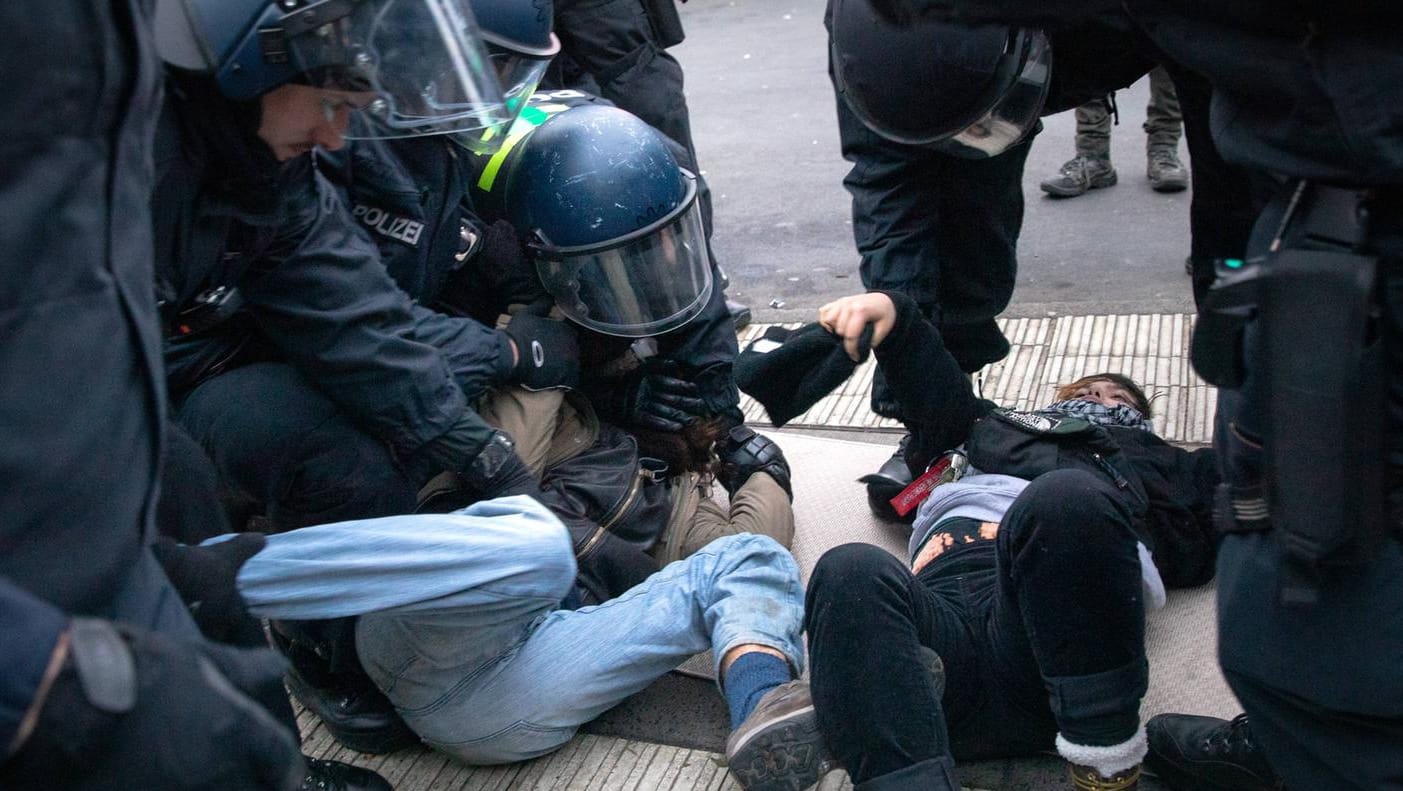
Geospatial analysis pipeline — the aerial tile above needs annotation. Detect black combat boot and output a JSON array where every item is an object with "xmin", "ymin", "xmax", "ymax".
[
  {"xmin": 1145, "ymin": 713, "xmax": 1285, "ymax": 791},
  {"xmin": 270, "ymin": 620, "xmax": 421, "ymax": 754},
  {"xmin": 859, "ymin": 434, "xmax": 917, "ymax": 524},
  {"xmin": 301, "ymin": 756, "xmax": 393, "ymax": 791}
]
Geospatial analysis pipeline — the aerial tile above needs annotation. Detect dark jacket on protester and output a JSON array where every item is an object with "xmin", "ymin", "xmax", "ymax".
[
  {"xmin": 876, "ymin": 291, "xmax": 1220, "ymax": 588},
  {"xmin": 153, "ymin": 73, "xmax": 502, "ymax": 475}
]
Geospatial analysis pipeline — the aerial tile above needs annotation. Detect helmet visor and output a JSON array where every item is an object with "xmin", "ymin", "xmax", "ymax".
[
  {"xmin": 534, "ymin": 173, "xmax": 713, "ymax": 338},
  {"xmin": 932, "ymin": 30, "xmax": 1051, "ymax": 158},
  {"xmin": 293, "ymin": 0, "xmax": 512, "ymax": 148},
  {"xmin": 448, "ymin": 43, "xmax": 555, "ymax": 150}
]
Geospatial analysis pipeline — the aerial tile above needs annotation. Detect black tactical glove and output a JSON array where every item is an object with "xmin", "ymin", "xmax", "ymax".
[
  {"xmin": 151, "ymin": 532, "xmax": 266, "ymax": 646},
  {"xmin": 460, "ymin": 430, "xmax": 540, "ymax": 499},
  {"xmin": 2, "ymin": 620, "xmax": 303, "ymax": 791},
  {"xmin": 437, "ymin": 218, "xmax": 547, "ymax": 320},
  {"xmin": 503, "ymin": 304, "xmax": 580, "ymax": 390},
  {"xmin": 716, "ymin": 425, "xmax": 793, "ymax": 501},
  {"xmin": 616, "ymin": 360, "xmax": 710, "ymax": 433}
]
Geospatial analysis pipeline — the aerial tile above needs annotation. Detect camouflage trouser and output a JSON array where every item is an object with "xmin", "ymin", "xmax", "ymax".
[{"xmin": 1074, "ymin": 66, "xmax": 1182, "ymax": 160}]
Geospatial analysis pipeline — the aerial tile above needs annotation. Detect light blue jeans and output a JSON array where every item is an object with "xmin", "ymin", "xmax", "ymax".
[{"xmin": 222, "ymin": 496, "xmax": 805, "ymax": 764}]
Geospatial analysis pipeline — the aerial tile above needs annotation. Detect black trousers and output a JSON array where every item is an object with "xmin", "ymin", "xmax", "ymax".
[
  {"xmin": 806, "ymin": 470, "xmax": 1148, "ymax": 790},
  {"xmin": 175, "ymin": 362, "xmax": 419, "ymax": 532}
]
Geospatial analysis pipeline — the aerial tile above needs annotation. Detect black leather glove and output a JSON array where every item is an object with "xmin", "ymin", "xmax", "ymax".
[
  {"xmin": 2, "ymin": 620, "xmax": 303, "ymax": 791},
  {"xmin": 716, "ymin": 424, "xmax": 793, "ymax": 501},
  {"xmin": 461, "ymin": 430, "xmax": 540, "ymax": 499},
  {"xmin": 503, "ymin": 305, "xmax": 579, "ymax": 390},
  {"xmin": 437, "ymin": 218, "xmax": 547, "ymax": 319},
  {"xmin": 151, "ymin": 532, "xmax": 266, "ymax": 646},
  {"xmin": 617, "ymin": 360, "xmax": 710, "ymax": 433}
]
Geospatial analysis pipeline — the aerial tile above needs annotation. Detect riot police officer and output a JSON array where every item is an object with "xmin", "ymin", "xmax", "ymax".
[
  {"xmin": 869, "ymin": 2, "xmax": 1403, "ymax": 789},
  {"xmin": 152, "ymin": 0, "xmax": 578, "ymax": 536}
]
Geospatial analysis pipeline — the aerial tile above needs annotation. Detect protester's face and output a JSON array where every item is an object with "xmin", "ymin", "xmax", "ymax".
[
  {"xmin": 1069, "ymin": 378, "xmax": 1141, "ymax": 411},
  {"xmin": 257, "ymin": 84, "xmax": 373, "ymax": 161}
]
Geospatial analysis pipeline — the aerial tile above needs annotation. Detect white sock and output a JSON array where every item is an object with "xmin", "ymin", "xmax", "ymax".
[{"xmin": 1056, "ymin": 725, "xmax": 1147, "ymax": 777}]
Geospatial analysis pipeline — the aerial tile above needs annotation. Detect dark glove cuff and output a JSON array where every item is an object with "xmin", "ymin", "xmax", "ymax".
[{"xmin": 494, "ymin": 330, "xmax": 517, "ymax": 383}]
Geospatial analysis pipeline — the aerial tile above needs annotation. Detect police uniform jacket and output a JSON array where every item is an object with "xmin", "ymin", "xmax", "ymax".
[
  {"xmin": 153, "ymin": 74, "xmax": 500, "ymax": 475},
  {"xmin": 325, "ymin": 89, "xmax": 744, "ymax": 426}
]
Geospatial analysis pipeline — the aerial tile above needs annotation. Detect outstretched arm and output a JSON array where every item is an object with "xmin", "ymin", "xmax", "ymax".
[{"xmin": 819, "ymin": 291, "xmax": 993, "ymax": 464}]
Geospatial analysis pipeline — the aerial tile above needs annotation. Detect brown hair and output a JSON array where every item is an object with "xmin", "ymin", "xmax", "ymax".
[
  {"xmin": 1053, "ymin": 373, "xmax": 1153, "ymax": 418},
  {"xmin": 632, "ymin": 417, "xmax": 729, "ymax": 479}
]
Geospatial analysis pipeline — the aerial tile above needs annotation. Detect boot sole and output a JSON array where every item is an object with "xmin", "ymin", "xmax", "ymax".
[
  {"xmin": 1150, "ymin": 180, "xmax": 1189, "ymax": 193},
  {"xmin": 727, "ymin": 705, "xmax": 832, "ymax": 791}
]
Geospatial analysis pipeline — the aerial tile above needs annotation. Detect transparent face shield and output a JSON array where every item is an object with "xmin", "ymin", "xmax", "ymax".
[
  {"xmin": 533, "ymin": 173, "xmax": 714, "ymax": 338},
  {"xmin": 290, "ymin": 0, "xmax": 513, "ymax": 147},
  {"xmin": 932, "ymin": 30, "xmax": 1050, "ymax": 159}
]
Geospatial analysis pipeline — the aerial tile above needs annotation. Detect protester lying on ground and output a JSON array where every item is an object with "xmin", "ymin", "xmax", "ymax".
[
  {"xmin": 726, "ymin": 291, "xmax": 1219, "ymax": 791},
  {"xmin": 167, "ymin": 496, "xmax": 805, "ymax": 767}
]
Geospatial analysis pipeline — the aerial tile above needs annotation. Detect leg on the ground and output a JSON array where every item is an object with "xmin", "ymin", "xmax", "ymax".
[
  {"xmin": 997, "ymin": 470, "xmax": 1149, "ymax": 786},
  {"xmin": 803, "ymin": 544, "xmax": 962, "ymax": 790},
  {"xmin": 662, "ymin": 471, "xmax": 794, "ymax": 563},
  {"xmin": 360, "ymin": 532, "xmax": 802, "ymax": 764},
  {"xmin": 1042, "ymin": 100, "xmax": 1117, "ymax": 198},
  {"xmin": 1144, "ymin": 66, "xmax": 1188, "ymax": 193}
]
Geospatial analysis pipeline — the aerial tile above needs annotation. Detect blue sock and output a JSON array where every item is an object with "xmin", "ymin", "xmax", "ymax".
[{"xmin": 724, "ymin": 652, "xmax": 792, "ymax": 730}]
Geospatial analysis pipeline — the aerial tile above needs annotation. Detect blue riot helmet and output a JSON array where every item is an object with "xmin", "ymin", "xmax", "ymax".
[
  {"xmin": 497, "ymin": 104, "xmax": 713, "ymax": 338},
  {"xmin": 830, "ymin": 0, "xmax": 1050, "ymax": 158},
  {"xmin": 472, "ymin": 0, "xmax": 559, "ymax": 134},
  {"xmin": 153, "ymin": 0, "xmax": 515, "ymax": 151}
]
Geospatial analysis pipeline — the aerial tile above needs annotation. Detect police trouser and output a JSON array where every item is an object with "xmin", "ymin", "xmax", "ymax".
[
  {"xmin": 1211, "ymin": 189, "xmax": 1403, "ymax": 790},
  {"xmin": 175, "ymin": 362, "xmax": 419, "ymax": 532}
]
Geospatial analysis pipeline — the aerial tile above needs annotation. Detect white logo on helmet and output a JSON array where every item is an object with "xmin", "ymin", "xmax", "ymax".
[{"xmin": 531, "ymin": 340, "xmax": 545, "ymax": 368}]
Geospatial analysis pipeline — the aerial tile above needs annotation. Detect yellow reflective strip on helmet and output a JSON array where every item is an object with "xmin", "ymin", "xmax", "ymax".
[{"xmin": 475, "ymin": 104, "xmax": 570, "ymax": 192}]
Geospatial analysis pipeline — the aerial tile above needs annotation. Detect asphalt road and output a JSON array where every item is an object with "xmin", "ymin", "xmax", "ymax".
[{"xmin": 672, "ymin": 0, "xmax": 1199, "ymax": 325}]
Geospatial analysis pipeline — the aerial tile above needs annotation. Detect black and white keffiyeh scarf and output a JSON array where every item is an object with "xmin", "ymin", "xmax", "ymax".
[{"xmin": 1043, "ymin": 398, "xmax": 1155, "ymax": 433}]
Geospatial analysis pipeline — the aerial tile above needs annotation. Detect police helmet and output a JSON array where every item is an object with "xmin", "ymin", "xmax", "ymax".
[
  {"xmin": 830, "ymin": 0, "xmax": 1050, "ymax": 158},
  {"xmin": 500, "ymin": 105, "xmax": 713, "ymax": 338},
  {"xmin": 153, "ymin": 0, "xmax": 515, "ymax": 150},
  {"xmin": 463, "ymin": 0, "xmax": 560, "ymax": 149}
]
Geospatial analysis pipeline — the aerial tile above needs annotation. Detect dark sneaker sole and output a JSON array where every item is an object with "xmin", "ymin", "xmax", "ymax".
[
  {"xmin": 727, "ymin": 705, "xmax": 832, "ymax": 791},
  {"xmin": 1150, "ymin": 179, "xmax": 1189, "ymax": 193}
]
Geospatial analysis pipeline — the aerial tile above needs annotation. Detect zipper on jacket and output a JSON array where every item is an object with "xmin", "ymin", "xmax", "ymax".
[
  {"xmin": 576, "ymin": 466, "xmax": 647, "ymax": 558},
  {"xmin": 1091, "ymin": 452, "xmax": 1131, "ymax": 490}
]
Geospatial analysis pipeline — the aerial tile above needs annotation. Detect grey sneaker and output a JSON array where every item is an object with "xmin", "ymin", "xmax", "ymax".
[
  {"xmin": 726, "ymin": 650, "xmax": 946, "ymax": 791},
  {"xmin": 726, "ymin": 680, "xmax": 832, "ymax": 791},
  {"xmin": 1040, "ymin": 156, "xmax": 1117, "ymax": 197},
  {"xmin": 1147, "ymin": 149, "xmax": 1189, "ymax": 192}
]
